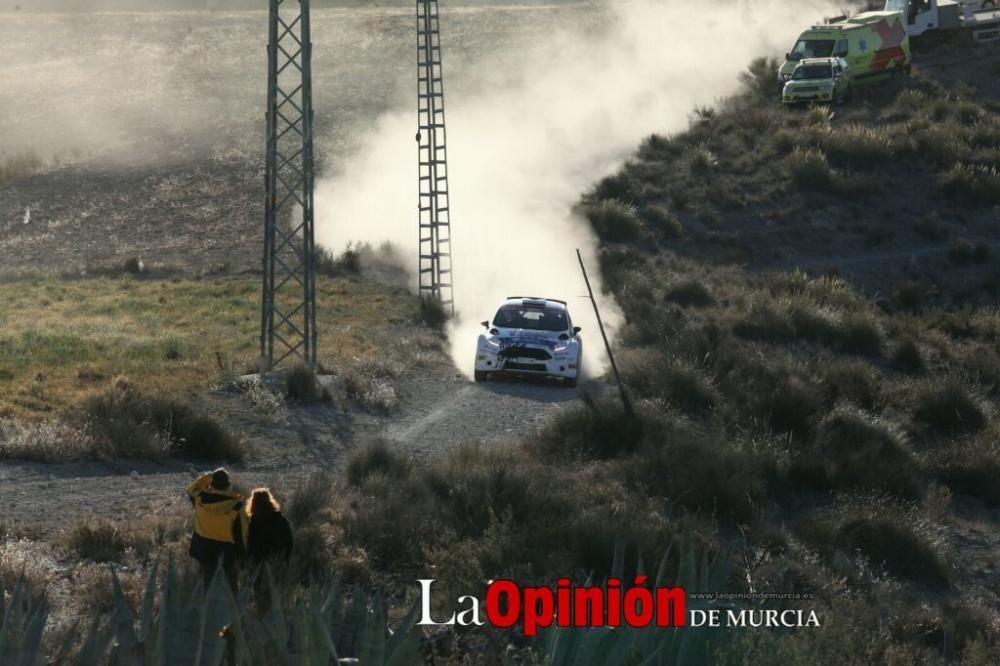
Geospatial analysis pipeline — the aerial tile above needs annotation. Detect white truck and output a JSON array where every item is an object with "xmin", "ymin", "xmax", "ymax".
[{"xmin": 884, "ymin": 0, "xmax": 1000, "ymax": 42}]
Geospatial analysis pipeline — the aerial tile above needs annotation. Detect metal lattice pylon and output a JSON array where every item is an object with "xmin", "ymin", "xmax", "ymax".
[
  {"xmin": 416, "ymin": 0, "xmax": 454, "ymax": 312},
  {"xmin": 261, "ymin": 0, "xmax": 317, "ymax": 371}
]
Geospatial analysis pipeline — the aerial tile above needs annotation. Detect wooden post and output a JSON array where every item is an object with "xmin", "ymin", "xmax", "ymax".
[{"xmin": 576, "ymin": 249, "xmax": 634, "ymax": 418}]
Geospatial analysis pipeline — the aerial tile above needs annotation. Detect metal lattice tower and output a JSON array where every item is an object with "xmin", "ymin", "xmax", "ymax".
[
  {"xmin": 416, "ymin": 0, "xmax": 454, "ymax": 312},
  {"xmin": 261, "ymin": 0, "xmax": 317, "ymax": 371}
]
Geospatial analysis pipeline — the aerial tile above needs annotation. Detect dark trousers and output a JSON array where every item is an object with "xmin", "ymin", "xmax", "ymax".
[{"xmin": 191, "ymin": 533, "xmax": 238, "ymax": 590}]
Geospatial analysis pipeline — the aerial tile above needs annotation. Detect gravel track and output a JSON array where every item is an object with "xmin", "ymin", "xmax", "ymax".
[{"xmin": 0, "ymin": 365, "xmax": 583, "ymax": 536}]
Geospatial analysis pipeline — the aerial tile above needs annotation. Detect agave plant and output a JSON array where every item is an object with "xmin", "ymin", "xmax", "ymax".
[
  {"xmin": 21, "ymin": 555, "xmax": 420, "ymax": 666},
  {"xmin": 0, "ymin": 575, "xmax": 48, "ymax": 666},
  {"xmin": 523, "ymin": 540, "xmax": 733, "ymax": 666}
]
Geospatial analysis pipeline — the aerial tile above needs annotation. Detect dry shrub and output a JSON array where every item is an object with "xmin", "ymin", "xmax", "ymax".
[
  {"xmin": 0, "ymin": 419, "xmax": 94, "ymax": 463},
  {"xmin": 81, "ymin": 377, "xmax": 245, "ymax": 462},
  {"xmin": 285, "ymin": 364, "xmax": 319, "ymax": 402},
  {"xmin": 341, "ymin": 362, "xmax": 399, "ymax": 413},
  {"xmin": 0, "ymin": 150, "xmax": 44, "ymax": 183},
  {"xmin": 419, "ymin": 295, "xmax": 450, "ymax": 331},
  {"xmin": 64, "ymin": 519, "xmax": 151, "ymax": 563},
  {"xmin": 284, "ymin": 472, "xmax": 336, "ymax": 528}
]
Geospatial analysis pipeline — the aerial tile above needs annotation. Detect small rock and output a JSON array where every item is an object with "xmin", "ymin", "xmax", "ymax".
[{"xmin": 130, "ymin": 470, "xmax": 140, "ymax": 479}]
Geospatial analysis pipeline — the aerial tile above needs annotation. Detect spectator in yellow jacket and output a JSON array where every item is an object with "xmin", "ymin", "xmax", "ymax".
[{"xmin": 187, "ymin": 468, "xmax": 248, "ymax": 586}]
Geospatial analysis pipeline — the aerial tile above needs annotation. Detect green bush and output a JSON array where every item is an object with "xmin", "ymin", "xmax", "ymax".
[
  {"xmin": 913, "ymin": 125, "xmax": 964, "ymax": 166},
  {"xmin": 345, "ymin": 440, "xmax": 411, "ymax": 486},
  {"xmin": 530, "ymin": 399, "xmax": 644, "ymax": 460},
  {"xmin": 584, "ymin": 199, "xmax": 644, "ymax": 243},
  {"xmin": 823, "ymin": 124, "xmax": 894, "ymax": 171},
  {"xmin": 939, "ymin": 164, "xmax": 1000, "ymax": 207},
  {"xmin": 664, "ymin": 279, "xmax": 714, "ymax": 307},
  {"xmin": 685, "ymin": 145, "xmax": 718, "ymax": 178},
  {"xmin": 890, "ymin": 338, "xmax": 925, "ymax": 374},
  {"xmin": 721, "ymin": 358, "xmax": 820, "ymax": 438},
  {"xmin": 837, "ymin": 313, "xmax": 883, "ymax": 356},
  {"xmin": 814, "ymin": 407, "xmax": 916, "ymax": 495},
  {"xmin": 733, "ymin": 304, "xmax": 795, "ymax": 344},
  {"xmin": 739, "ymin": 56, "xmax": 780, "ymax": 102},
  {"xmin": 837, "ymin": 517, "xmax": 949, "ymax": 589},
  {"xmin": 591, "ymin": 170, "xmax": 636, "ymax": 202},
  {"xmin": 620, "ymin": 426, "xmax": 770, "ymax": 522},
  {"xmin": 818, "ymin": 359, "xmax": 882, "ymax": 411},
  {"xmin": 932, "ymin": 450, "xmax": 1000, "ymax": 507},
  {"xmin": 910, "ymin": 381, "xmax": 986, "ymax": 437},
  {"xmin": 656, "ymin": 363, "xmax": 718, "ymax": 417},
  {"xmin": 641, "ymin": 204, "xmax": 684, "ymax": 239},
  {"xmin": 769, "ymin": 129, "xmax": 797, "ymax": 155},
  {"xmin": 893, "ymin": 280, "xmax": 923, "ymax": 311},
  {"xmin": 784, "ymin": 148, "xmax": 836, "ymax": 192}
]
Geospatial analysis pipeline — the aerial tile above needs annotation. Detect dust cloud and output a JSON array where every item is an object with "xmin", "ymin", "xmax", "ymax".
[{"xmin": 315, "ymin": 0, "xmax": 836, "ymax": 379}]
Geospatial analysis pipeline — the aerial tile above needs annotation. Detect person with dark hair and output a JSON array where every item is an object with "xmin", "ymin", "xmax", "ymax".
[
  {"xmin": 187, "ymin": 468, "xmax": 247, "ymax": 587},
  {"xmin": 246, "ymin": 488, "xmax": 293, "ymax": 564}
]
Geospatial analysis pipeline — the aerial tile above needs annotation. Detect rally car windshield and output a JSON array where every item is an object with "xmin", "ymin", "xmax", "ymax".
[
  {"xmin": 493, "ymin": 305, "xmax": 568, "ymax": 332},
  {"xmin": 792, "ymin": 64, "xmax": 833, "ymax": 80},
  {"xmin": 789, "ymin": 39, "xmax": 834, "ymax": 60}
]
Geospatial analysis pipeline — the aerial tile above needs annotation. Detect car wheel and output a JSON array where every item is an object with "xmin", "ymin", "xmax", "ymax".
[
  {"xmin": 565, "ymin": 375, "xmax": 578, "ymax": 388},
  {"xmin": 984, "ymin": 1, "xmax": 996, "ymax": 9},
  {"xmin": 474, "ymin": 370, "xmax": 487, "ymax": 383}
]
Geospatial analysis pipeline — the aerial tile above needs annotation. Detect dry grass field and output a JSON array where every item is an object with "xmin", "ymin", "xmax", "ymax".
[{"xmin": 0, "ymin": 274, "xmax": 418, "ymax": 420}]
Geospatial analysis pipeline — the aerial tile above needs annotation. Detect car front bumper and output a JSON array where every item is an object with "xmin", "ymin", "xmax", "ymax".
[
  {"xmin": 782, "ymin": 89, "xmax": 834, "ymax": 104},
  {"xmin": 475, "ymin": 352, "xmax": 579, "ymax": 379}
]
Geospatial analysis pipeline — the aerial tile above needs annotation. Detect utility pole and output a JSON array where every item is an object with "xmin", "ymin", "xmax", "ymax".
[
  {"xmin": 416, "ymin": 0, "xmax": 455, "ymax": 313},
  {"xmin": 260, "ymin": 0, "xmax": 318, "ymax": 372}
]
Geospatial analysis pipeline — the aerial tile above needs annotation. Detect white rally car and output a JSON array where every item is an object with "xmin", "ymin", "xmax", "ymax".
[{"xmin": 474, "ymin": 297, "xmax": 582, "ymax": 386}]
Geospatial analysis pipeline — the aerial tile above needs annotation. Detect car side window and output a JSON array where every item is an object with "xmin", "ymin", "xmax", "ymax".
[{"xmin": 833, "ymin": 39, "xmax": 848, "ymax": 57}]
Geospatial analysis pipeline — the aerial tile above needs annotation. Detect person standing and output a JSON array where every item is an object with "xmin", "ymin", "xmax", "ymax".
[
  {"xmin": 246, "ymin": 488, "xmax": 293, "ymax": 563},
  {"xmin": 187, "ymin": 468, "xmax": 247, "ymax": 587}
]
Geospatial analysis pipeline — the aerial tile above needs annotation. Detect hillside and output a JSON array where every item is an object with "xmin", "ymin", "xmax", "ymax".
[
  {"xmin": 322, "ymin": 41, "xmax": 1000, "ymax": 662},
  {"xmin": 2, "ymin": 6, "xmax": 1000, "ymax": 663}
]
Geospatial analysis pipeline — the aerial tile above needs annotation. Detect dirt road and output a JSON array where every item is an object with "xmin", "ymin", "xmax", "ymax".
[{"xmin": 0, "ymin": 365, "xmax": 581, "ymax": 536}]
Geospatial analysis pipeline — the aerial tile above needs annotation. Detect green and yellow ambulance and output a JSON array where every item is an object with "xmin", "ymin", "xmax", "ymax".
[{"xmin": 777, "ymin": 10, "xmax": 912, "ymax": 92}]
